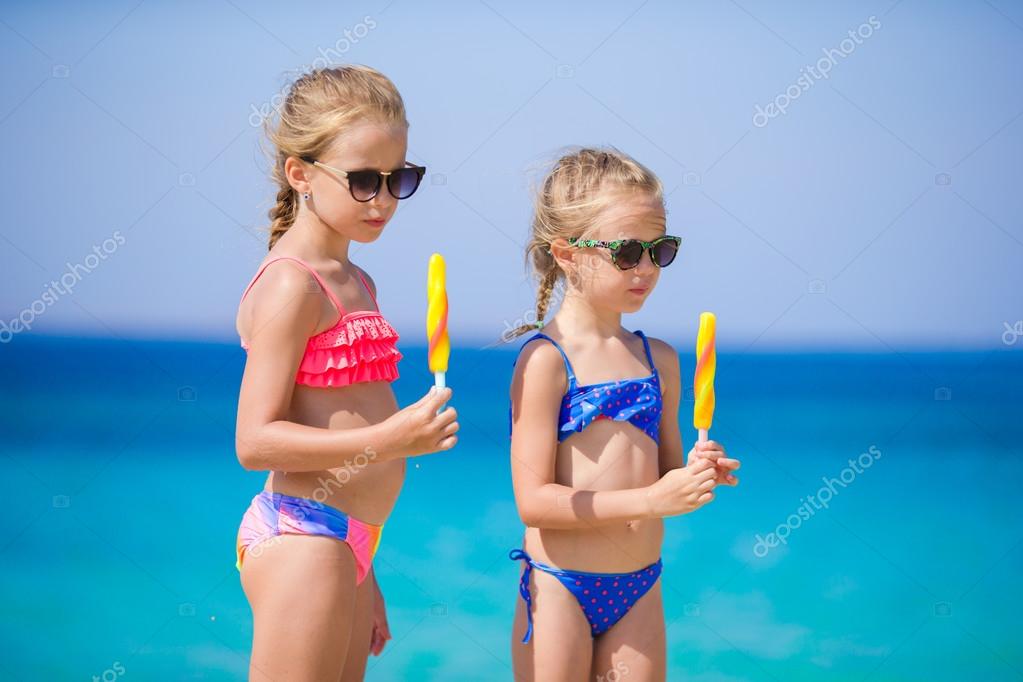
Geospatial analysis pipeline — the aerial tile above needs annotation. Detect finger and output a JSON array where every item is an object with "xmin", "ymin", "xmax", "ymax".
[
  {"xmin": 690, "ymin": 457, "xmax": 715, "ymax": 470},
  {"xmin": 725, "ymin": 475, "xmax": 738, "ymax": 485},
  {"xmin": 698, "ymin": 477, "xmax": 717, "ymax": 491},
  {"xmin": 426, "ymin": 386, "xmax": 453, "ymax": 410},
  {"xmin": 697, "ymin": 440, "xmax": 723, "ymax": 452},
  {"xmin": 436, "ymin": 435, "xmax": 457, "ymax": 451},
  {"xmin": 413, "ymin": 386, "xmax": 439, "ymax": 406},
  {"xmin": 442, "ymin": 421, "xmax": 459, "ymax": 437},
  {"xmin": 433, "ymin": 405, "xmax": 458, "ymax": 426},
  {"xmin": 696, "ymin": 464, "xmax": 718, "ymax": 480},
  {"xmin": 718, "ymin": 458, "xmax": 740, "ymax": 470},
  {"xmin": 697, "ymin": 491, "xmax": 715, "ymax": 505},
  {"xmin": 370, "ymin": 631, "xmax": 382, "ymax": 656}
]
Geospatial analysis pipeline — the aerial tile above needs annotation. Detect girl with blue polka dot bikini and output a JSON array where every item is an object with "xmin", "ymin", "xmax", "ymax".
[{"xmin": 506, "ymin": 148, "xmax": 742, "ymax": 681}]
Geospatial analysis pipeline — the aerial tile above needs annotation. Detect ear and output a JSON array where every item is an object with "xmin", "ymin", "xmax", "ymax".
[
  {"xmin": 549, "ymin": 237, "xmax": 576, "ymax": 272},
  {"xmin": 284, "ymin": 156, "xmax": 312, "ymax": 193}
]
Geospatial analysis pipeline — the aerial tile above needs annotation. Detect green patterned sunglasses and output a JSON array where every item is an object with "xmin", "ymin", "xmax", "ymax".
[{"xmin": 567, "ymin": 235, "xmax": 682, "ymax": 271}]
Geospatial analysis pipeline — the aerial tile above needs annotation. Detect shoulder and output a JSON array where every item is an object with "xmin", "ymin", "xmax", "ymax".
[
  {"xmin": 643, "ymin": 334, "xmax": 680, "ymax": 376},
  {"xmin": 247, "ymin": 259, "xmax": 321, "ymax": 303},
  {"xmin": 240, "ymin": 259, "xmax": 322, "ymax": 338},
  {"xmin": 511, "ymin": 335, "xmax": 568, "ymax": 390}
]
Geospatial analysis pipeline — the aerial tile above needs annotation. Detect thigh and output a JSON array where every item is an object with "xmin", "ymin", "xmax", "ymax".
[
  {"xmin": 511, "ymin": 569, "xmax": 593, "ymax": 682},
  {"xmin": 241, "ymin": 533, "xmax": 359, "ymax": 682},
  {"xmin": 339, "ymin": 569, "xmax": 377, "ymax": 682},
  {"xmin": 591, "ymin": 580, "xmax": 666, "ymax": 682}
]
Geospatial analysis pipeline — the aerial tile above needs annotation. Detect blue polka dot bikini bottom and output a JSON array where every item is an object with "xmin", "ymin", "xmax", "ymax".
[{"xmin": 509, "ymin": 549, "xmax": 663, "ymax": 642}]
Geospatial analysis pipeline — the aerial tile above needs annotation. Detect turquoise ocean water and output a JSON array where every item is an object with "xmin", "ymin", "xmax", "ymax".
[{"xmin": 1, "ymin": 336, "xmax": 1021, "ymax": 681}]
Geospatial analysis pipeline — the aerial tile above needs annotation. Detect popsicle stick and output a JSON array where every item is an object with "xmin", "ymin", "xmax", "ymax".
[
  {"xmin": 434, "ymin": 371, "xmax": 447, "ymax": 412},
  {"xmin": 698, "ymin": 428, "xmax": 709, "ymax": 443}
]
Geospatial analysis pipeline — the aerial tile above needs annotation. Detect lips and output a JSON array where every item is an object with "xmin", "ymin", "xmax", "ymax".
[
  {"xmin": 364, "ymin": 219, "xmax": 386, "ymax": 228},
  {"xmin": 628, "ymin": 287, "xmax": 649, "ymax": 295}
]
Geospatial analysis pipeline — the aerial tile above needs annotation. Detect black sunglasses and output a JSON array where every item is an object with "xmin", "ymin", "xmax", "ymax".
[
  {"xmin": 567, "ymin": 235, "xmax": 682, "ymax": 270},
  {"xmin": 303, "ymin": 158, "xmax": 426, "ymax": 202}
]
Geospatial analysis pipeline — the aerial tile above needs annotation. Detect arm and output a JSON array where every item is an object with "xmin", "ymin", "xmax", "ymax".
[
  {"xmin": 235, "ymin": 263, "xmax": 456, "ymax": 471},
  {"xmin": 650, "ymin": 337, "xmax": 685, "ymax": 477},
  {"xmin": 368, "ymin": 568, "xmax": 391, "ymax": 656},
  {"xmin": 509, "ymin": 341, "xmax": 656, "ymax": 530}
]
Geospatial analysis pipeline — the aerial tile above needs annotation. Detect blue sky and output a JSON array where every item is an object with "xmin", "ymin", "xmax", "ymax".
[{"xmin": 2, "ymin": 0, "xmax": 1021, "ymax": 350}]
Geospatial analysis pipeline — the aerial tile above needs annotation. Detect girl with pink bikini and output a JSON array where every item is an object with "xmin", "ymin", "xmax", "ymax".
[{"xmin": 233, "ymin": 66, "xmax": 459, "ymax": 681}]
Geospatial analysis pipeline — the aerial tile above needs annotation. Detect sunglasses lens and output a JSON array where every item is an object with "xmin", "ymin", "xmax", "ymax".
[
  {"xmin": 614, "ymin": 241, "xmax": 644, "ymax": 269},
  {"xmin": 653, "ymin": 239, "xmax": 679, "ymax": 267},
  {"xmin": 388, "ymin": 167, "xmax": 423, "ymax": 199},
  {"xmin": 347, "ymin": 171, "xmax": 380, "ymax": 201}
]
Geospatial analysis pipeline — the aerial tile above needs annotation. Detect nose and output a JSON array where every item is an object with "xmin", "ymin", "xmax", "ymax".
[
  {"xmin": 633, "ymin": 249, "xmax": 658, "ymax": 276},
  {"xmin": 368, "ymin": 186, "xmax": 396, "ymax": 212}
]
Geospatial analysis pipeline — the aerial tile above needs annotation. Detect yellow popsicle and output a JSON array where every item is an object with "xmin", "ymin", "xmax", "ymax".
[
  {"xmin": 693, "ymin": 312, "xmax": 716, "ymax": 439},
  {"xmin": 426, "ymin": 253, "xmax": 450, "ymax": 382}
]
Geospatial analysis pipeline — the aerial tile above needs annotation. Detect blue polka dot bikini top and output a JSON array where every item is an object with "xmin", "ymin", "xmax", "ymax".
[{"xmin": 510, "ymin": 331, "xmax": 662, "ymax": 445}]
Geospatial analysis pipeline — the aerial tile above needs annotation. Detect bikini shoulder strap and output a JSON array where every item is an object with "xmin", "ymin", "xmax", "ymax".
[
  {"xmin": 239, "ymin": 256, "xmax": 344, "ymax": 315},
  {"xmin": 634, "ymin": 330, "xmax": 656, "ymax": 372},
  {"xmin": 354, "ymin": 267, "xmax": 379, "ymax": 311},
  {"xmin": 513, "ymin": 333, "xmax": 577, "ymax": 384}
]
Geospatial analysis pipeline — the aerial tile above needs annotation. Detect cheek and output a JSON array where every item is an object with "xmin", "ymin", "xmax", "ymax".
[
  {"xmin": 573, "ymin": 259, "xmax": 627, "ymax": 295},
  {"xmin": 315, "ymin": 191, "xmax": 363, "ymax": 225}
]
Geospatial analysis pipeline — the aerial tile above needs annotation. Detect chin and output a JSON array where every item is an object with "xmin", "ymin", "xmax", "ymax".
[
  {"xmin": 622, "ymin": 303, "xmax": 645, "ymax": 314},
  {"xmin": 349, "ymin": 230, "xmax": 385, "ymax": 244}
]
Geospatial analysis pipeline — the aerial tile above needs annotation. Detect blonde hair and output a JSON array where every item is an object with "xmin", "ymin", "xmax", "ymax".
[
  {"xmin": 507, "ymin": 147, "xmax": 663, "ymax": 340},
  {"xmin": 264, "ymin": 65, "xmax": 408, "ymax": 250}
]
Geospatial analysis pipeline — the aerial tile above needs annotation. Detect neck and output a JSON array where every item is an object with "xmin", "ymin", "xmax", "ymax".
[
  {"xmin": 553, "ymin": 289, "xmax": 622, "ymax": 338},
  {"xmin": 286, "ymin": 206, "xmax": 352, "ymax": 265}
]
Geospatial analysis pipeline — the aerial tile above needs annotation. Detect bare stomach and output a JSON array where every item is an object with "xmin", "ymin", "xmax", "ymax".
[
  {"xmin": 524, "ymin": 419, "xmax": 664, "ymax": 573},
  {"xmin": 261, "ymin": 381, "xmax": 404, "ymax": 526}
]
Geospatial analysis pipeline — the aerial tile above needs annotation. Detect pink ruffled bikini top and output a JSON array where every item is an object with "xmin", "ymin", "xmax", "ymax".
[{"xmin": 239, "ymin": 256, "xmax": 402, "ymax": 388}]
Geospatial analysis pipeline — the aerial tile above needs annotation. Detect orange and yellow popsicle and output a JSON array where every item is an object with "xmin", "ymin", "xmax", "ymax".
[
  {"xmin": 693, "ymin": 312, "xmax": 716, "ymax": 442},
  {"xmin": 426, "ymin": 253, "xmax": 450, "ymax": 388}
]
